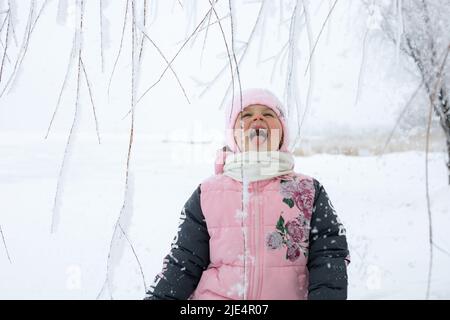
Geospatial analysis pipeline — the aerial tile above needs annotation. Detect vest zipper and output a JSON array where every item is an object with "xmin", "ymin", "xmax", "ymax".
[
  {"xmin": 252, "ymin": 181, "xmax": 261, "ymax": 299},
  {"xmin": 257, "ymin": 182, "xmax": 264, "ymax": 299}
]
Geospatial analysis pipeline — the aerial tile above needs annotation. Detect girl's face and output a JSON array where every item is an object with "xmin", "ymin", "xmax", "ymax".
[{"xmin": 233, "ymin": 104, "xmax": 283, "ymax": 152}]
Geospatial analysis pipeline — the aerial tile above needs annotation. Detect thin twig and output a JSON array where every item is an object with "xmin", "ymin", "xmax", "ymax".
[
  {"xmin": 285, "ymin": 0, "xmax": 303, "ymax": 148},
  {"xmin": 199, "ymin": 6, "xmax": 213, "ymax": 66},
  {"xmin": 50, "ymin": 0, "xmax": 85, "ymax": 234},
  {"xmin": 7, "ymin": 0, "xmax": 18, "ymax": 47},
  {"xmin": 136, "ymin": 22, "xmax": 189, "ymax": 96},
  {"xmin": 208, "ymin": 0, "xmax": 236, "ymax": 122},
  {"xmin": 119, "ymin": 223, "xmax": 148, "ymax": 290},
  {"xmin": 121, "ymin": 24, "xmax": 191, "ymax": 119},
  {"xmin": 104, "ymin": 0, "xmax": 147, "ymax": 299},
  {"xmin": 354, "ymin": 28, "xmax": 369, "ymax": 107},
  {"xmin": 30, "ymin": 0, "xmax": 49, "ymax": 34},
  {"xmin": 96, "ymin": 278, "xmax": 109, "ymax": 300},
  {"xmin": 0, "ymin": 38, "xmax": 12, "ymax": 64},
  {"xmin": 1, "ymin": 0, "xmax": 37, "ymax": 97},
  {"xmin": 45, "ymin": 34, "xmax": 77, "ymax": 139},
  {"xmin": 304, "ymin": 0, "xmax": 339, "ymax": 75},
  {"xmin": 0, "ymin": 11, "xmax": 11, "ymax": 83},
  {"xmin": 100, "ymin": 0, "xmax": 105, "ymax": 73},
  {"xmin": 80, "ymin": 57, "xmax": 101, "ymax": 144},
  {"xmin": 424, "ymin": 44, "xmax": 450, "ymax": 300},
  {"xmin": 138, "ymin": 0, "xmax": 148, "ymax": 63},
  {"xmin": 135, "ymin": 2, "xmax": 218, "ymax": 106},
  {"xmin": 207, "ymin": 0, "xmax": 267, "ymax": 108},
  {"xmin": 381, "ymin": 80, "xmax": 424, "ymax": 155},
  {"xmin": 108, "ymin": 0, "xmax": 130, "ymax": 98},
  {"xmin": 432, "ymin": 241, "xmax": 450, "ymax": 259},
  {"xmin": 197, "ymin": 13, "xmax": 230, "ymax": 33},
  {"xmin": 8, "ymin": 0, "xmax": 19, "ymax": 47},
  {"xmin": 294, "ymin": 0, "xmax": 314, "ymax": 150},
  {"xmin": 261, "ymin": 41, "xmax": 289, "ymax": 82},
  {"xmin": 0, "ymin": 10, "xmax": 9, "ymax": 35},
  {"xmin": 0, "ymin": 225, "xmax": 12, "ymax": 264}
]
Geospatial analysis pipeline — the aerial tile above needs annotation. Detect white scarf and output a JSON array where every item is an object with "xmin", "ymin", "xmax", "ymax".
[{"xmin": 223, "ymin": 151, "xmax": 295, "ymax": 182}]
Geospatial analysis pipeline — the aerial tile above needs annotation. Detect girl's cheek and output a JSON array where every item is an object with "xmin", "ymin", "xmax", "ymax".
[
  {"xmin": 236, "ymin": 119, "xmax": 249, "ymax": 129},
  {"xmin": 272, "ymin": 120, "xmax": 283, "ymax": 130},
  {"xmin": 267, "ymin": 121, "xmax": 278, "ymax": 129}
]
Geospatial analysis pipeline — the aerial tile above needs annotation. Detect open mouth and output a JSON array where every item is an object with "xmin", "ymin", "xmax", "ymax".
[{"xmin": 249, "ymin": 128, "xmax": 268, "ymax": 142}]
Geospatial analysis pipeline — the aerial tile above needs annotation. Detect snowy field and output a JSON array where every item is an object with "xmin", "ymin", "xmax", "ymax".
[
  {"xmin": 0, "ymin": 133, "xmax": 449, "ymax": 300},
  {"xmin": 0, "ymin": 0, "xmax": 449, "ymax": 300}
]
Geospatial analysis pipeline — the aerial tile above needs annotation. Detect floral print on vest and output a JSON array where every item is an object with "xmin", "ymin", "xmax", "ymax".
[{"xmin": 265, "ymin": 177, "xmax": 314, "ymax": 261}]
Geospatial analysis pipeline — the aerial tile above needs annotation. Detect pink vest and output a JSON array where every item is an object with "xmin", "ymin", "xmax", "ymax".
[{"xmin": 191, "ymin": 173, "xmax": 315, "ymax": 300}]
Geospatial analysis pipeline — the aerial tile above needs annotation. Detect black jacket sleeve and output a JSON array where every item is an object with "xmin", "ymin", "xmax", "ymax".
[
  {"xmin": 307, "ymin": 179, "xmax": 350, "ymax": 300},
  {"xmin": 144, "ymin": 185, "xmax": 210, "ymax": 300}
]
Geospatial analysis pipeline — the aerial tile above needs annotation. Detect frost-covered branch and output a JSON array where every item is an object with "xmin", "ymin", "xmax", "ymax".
[
  {"xmin": 228, "ymin": 0, "xmax": 247, "ymax": 299},
  {"xmin": 121, "ymin": 24, "xmax": 191, "ymax": 119},
  {"xmin": 0, "ymin": 9, "xmax": 11, "ymax": 83},
  {"xmin": 101, "ymin": 0, "xmax": 147, "ymax": 299},
  {"xmin": 304, "ymin": 0, "xmax": 339, "ymax": 75},
  {"xmin": 108, "ymin": 0, "xmax": 130, "ymax": 98},
  {"xmin": 136, "ymin": 1, "xmax": 219, "ymax": 105},
  {"xmin": 382, "ymin": 81, "xmax": 425, "ymax": 154},
  {"xmin": 118, "ymin": 223, "xmax": 147, "ymax": 290},
  {"xmin": 45, "ymin": 34, "xmax": 77, "ymax": 139},
  {"xmin": 375, "ymin": 0, "xmax": 450, "ymax": 298},
  {"xmin": 50, "ymin": 0, "xmax": 85, "ymax": 234},
  {"xmin": 208, "ymin": 0, "xmax": 236, "ymax": 116},
  {"xmin": 138, "ymin": 0, "xmax": 148, "ymax": 63},
  {"xmin": 199, "ymin": 3, "xmax": 213, "ymax": 66},
  {"xmin": 80, "ymin": 57, "xmax": 101, "ymax": 144},
  {"xmin": 200, "ymin": 0, "xmax": 266, "ymax": 107},
  {"xmin": 424, "ymin": 44, "xmax": 449, "ymax": 299},
  {"xmin": 197, "ymin": 13, "xmax": 230, "ymax": 34},
  {"xmin": 376, "ymin": 0, "xmax": 450, "ymax": 184},
  {"xmin": 100, "ymin": 0, "xmax": 106, "ymax": 73},
  {"xmin": 0, "ymin": 0, "xmax": 42, "ymax": 98},
  {"xmin": 354, "ymin": 28, "xmax": 369, "ymax": 107},
  {"xmin": 285, "ymin": 0, "xmax": 304, "ymax": 150},
  {"xmin": 30, "ymin": 0, "xmax": 50, "ymax": 34}
]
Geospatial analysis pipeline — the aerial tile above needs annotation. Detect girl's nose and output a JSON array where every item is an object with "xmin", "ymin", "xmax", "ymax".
[{"xmin": 252, "ymin": 113, "xmax": 264, "ymax": 121}]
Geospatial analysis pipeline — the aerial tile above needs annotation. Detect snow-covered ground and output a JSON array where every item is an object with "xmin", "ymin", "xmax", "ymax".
[
  {"xmin": 0, "ymin": 0, "xmax": 449, "ymax": 300},
  {"xmin": 0, "ymin": 133, "xmax": 449, "ymax": 299}
]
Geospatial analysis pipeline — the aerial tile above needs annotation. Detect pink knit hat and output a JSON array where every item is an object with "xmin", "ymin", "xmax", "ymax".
[
  {"xmin": 214, "ymin": 88, "xmax": 290, "ymax": 174},
  {"xmin": 225, "ymin": 88, "xmax": 289, "ymax": 153}
]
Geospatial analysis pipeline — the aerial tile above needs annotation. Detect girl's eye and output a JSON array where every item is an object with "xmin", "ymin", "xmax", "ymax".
[
  {"xmin": 264, "ymin": 113, "xmax": 274, "ymax": 117},
  {"xmin": 242, "ymin": 113, "xmax": 251, "ymax": 118}
]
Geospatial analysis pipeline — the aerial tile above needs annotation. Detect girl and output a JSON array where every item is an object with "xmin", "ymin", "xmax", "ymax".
[{"xmin": 145, "ymin": 89, "xmax": 350, "ymax": 300}]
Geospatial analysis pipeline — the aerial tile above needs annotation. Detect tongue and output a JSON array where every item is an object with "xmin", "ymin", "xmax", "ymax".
[{"xmin": 249, "ymin": 128, "xmax": 268, "ymax": 144}]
